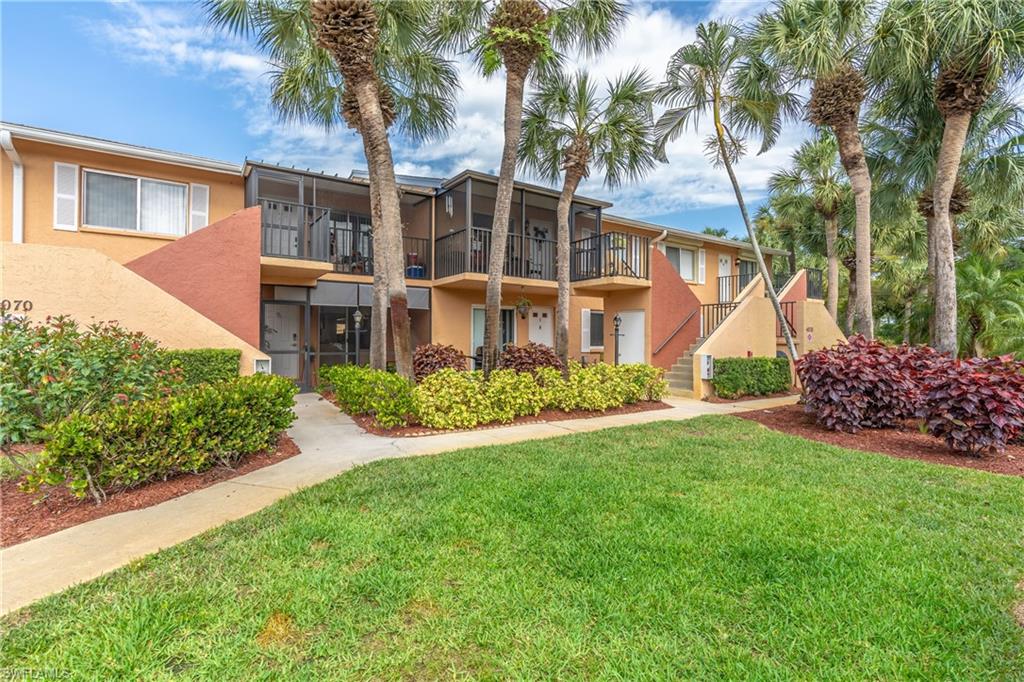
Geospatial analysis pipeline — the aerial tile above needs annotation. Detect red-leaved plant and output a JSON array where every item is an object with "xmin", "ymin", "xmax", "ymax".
[
  {"xmin": 413, "ymin": 344, "xmax": 468, "ymax": 382},
  {"xmin": 497, "ymin": 342, "xmax": 564, "ymax": 374},
  {"xmin": 795, "ymin": 335, "xmax": 938, "ymax": 433},
  {"xmin": 920, "ymin": 356, "xmax": 1024, "ymax": 455}
]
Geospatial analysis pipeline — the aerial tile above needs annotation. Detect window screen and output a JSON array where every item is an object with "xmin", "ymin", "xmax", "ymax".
[
  {"xmin": 589, "ymin": 311, "xmax": 604, "ymax": 348},
  {"xmin": 84, "ymin": 171, "xmax": 137, "ymax": 230}
]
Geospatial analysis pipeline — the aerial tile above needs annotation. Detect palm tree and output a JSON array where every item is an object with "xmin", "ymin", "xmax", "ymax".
[
  {"xmin": 956, "ymin": 255, "xmax": 1024, "ymax": 357},
  {"xmin": 756, "ymin": 0, "xmax": 876, "ymax": 339},
  {"xmin": 769, "ymin": 133, "xmax": 847, "ymax": 319},
  {"xmin": 872, "ymin": 0, "xmax": 1024, "ymax": 354},
  {"xmin": 205, "ymin": 0, "xmax": 458, "ymax": 379},
  {"xmin": 653, "ymin": 21, "xmax": 800, "ymax": 360},
  {"xmin": 517, "ymin": 68, "xmax": 657, "ymax": 368},
  {"xmin": 433, "ymin": 0, "xmax": 627, "ymax": 373}
]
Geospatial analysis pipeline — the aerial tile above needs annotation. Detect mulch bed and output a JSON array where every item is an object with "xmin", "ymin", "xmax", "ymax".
[
  {"xmin": 739, "ymin": 403, "xmax": 1024, "ymax": 478},
  {"xmin": 1, "ymin": 434, "xmax": 301, "ymax": 548},
  {"xmin": 705, "ymin": 390, "xmax": 800, "ymax": 404},
  {"xmin": 320, "ymin": 393, "xmax": 672, "ymax": 437}
]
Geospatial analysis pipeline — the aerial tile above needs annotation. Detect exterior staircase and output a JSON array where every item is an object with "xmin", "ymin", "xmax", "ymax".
[{"xmin": 664, "ymin": 339, "xmax": 704, "ymax": 395}]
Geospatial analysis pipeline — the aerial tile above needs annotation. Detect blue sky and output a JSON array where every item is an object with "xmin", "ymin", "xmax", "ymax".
[{"xmin": 1, "ymin": 0, "xmax": 802, "ymax": 236}]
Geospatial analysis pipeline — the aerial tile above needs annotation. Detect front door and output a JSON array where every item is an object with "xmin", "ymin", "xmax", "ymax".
[
  {"xmin": 263, "ymin": 302, "xmax": 304, "ymax": 383},
  {"xmin": 617, "ymin": 310, "xmax": 645, "ymax": 364},
  {"xmin": 529, "ymin": 307, "xmax": 554, "ymax": 347},
  {"xmin": 718, "ymin": 254, "xmax": 733, "ymax": 301}
]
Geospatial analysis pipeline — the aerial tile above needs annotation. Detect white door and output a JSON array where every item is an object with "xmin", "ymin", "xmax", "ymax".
[
  {"xmin": 718, "ymin": 254, "xmax": 733, "ymax": 301},
  {"xmin": 263, "ymin": 303, "xmax": 301, "ymax": 379},
  {"xmin": 529, "ymin": 307, "xmax": 554, "ymax": 347},
  {"xmin": 617, "ymin": 310, "xmax": 645, "ymax": 364}
]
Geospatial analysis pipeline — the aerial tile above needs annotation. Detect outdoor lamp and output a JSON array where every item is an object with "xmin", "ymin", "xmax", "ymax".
[{"xmin": 352, "ymin": 309, "xmax": 363, "ymax": 330}]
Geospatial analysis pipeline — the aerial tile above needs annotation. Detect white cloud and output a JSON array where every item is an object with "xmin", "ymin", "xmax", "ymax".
[{"xmin": 87, "ymin": 0, "xmax": 806, "ymax": 224}]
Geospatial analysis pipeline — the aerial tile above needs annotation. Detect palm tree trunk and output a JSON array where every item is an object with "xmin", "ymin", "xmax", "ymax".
[
  {"xmin": 824, "ymin": 214, "xmax": 839, "ymax": 320},
  {"xmin": 845, "ymin": 264, "xmax": 857, "ymax": 335},
  {"xmin": 926, "ymin": 215, "xmax": 936, "ymax": 345},
  {"xmin": 902, "ymin": 297, "xmax": 913, "ymax": 344},
  {"xmin": 483, "ymin": 66, "xmax": 528, "ymax": 374},
  {"xmin": 363, "ymin": 151, "xmax": 388, "ymax": 370},
  {"xmin": 351, "ymin": 77, "xmax": 413, "ymax": 379},
  {"xmin": 831, "ymin": 119, "xmax": 874, "ymax": 339},
  {"xmin": 932, "ymin": 111, "xmax": 971, "ymax": 356},
  {"xmin": 555, "ymin": 169, "xmax": 582, "ymax": 372},
  {"xmin": 714, "ymin": 110, "xmax": 798, "ymax": 360}
]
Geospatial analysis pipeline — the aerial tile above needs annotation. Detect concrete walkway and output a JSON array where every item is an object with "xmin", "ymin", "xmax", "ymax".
[{"xmin": 0, "ymin": 393, "xmax": 797, "ymax": 615}]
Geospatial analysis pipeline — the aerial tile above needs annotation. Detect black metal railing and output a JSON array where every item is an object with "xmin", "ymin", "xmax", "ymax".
[
  {"xmin": 570, "ymin": 232, "xmax": 650, "ymax": 281},
  {"xmin": 260, "ymin": 199, "xmax": 330, "ymax": 261},
  {"xmin": 700, "ymin": 302, "xmax": 739, "ymax": 337},
  {"xmin": 330, "ymin": 226, "xmax": 430, "ymax": 279},
  {"xmin": 777, "ymin": 300, "xmax": 796, "ymax": 338},
  {"xmin": 717, "ymin": 271, "xmax": 757, "ymax": 302},
  {"xmin": 805, "ymin": 268, "xmax": 824, "ymax": 300},
  {"xmin": 434, "ymin": 227, "xmax": 555, "ymax": 280},
  {"xmin": 772, "ymin": 271, "xmax": 794, "ymax": 294}
]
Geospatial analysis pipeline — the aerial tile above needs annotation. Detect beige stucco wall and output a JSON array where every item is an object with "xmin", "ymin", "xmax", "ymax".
[
  {"xmin": 691, "ymin": 296, "xmax": 778, "ymax": 399},
  {"xmin": 796, "ymin": 299, "xmax": 846, "ymax": 352},
  {"xmin": 1, "ymin": 138, "xmax": 244, "ymax": 263},
  {"xmin": 1, "ymin": 242, "xmax": 267, "ymax": 373}
]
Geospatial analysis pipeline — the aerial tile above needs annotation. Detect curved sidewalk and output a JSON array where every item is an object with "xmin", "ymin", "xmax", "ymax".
[{"xmin": 0, "ymin": 393, "xmax": 796, "ymax": 615}]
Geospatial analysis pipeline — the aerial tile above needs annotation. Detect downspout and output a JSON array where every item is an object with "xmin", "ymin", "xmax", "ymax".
[
  {"xmin": 651, "ymin": 229, "xmax": 667, "ymax": 245},
  {"xmin": 1, "ymin": 130, "xmax": 24, "ymax": 243}
]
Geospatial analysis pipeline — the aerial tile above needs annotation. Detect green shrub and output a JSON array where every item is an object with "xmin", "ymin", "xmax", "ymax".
[
  {"xmin": 319, "ymin": 364, "xmax": 374, "ymax": 414},
  {"xmin": 28, "ymin": 374, "xmax": 297, "ymax": 500},
  {"xmin": 362, "ymin": 371, "xmax": 415, "ymax": 429},
  {"xmin": 1, "ymin": 316, "xmax": 177, "ymax": 450},
  {"xmin": 711, "ymin": 356, "xmax": 791, "ymax": 399},
  {"xmin": 569, "ymin": 363, "xmax": 627, "ymax": 411},
  {"xmin": 535, "ymin": 367, "xmax": 575, "ymax": 411},
  {"xmin": 482, "ymin": 369, "xmax": 544, "ymax": 423},
  {"xmin": 160, "ymin": 348, "xmax": 241, "ymax": 385},
  {"xmin": 616, "ymin": 364, "xmax": 668, "ymax": 403},
  {"xmin": 413, "ymin": 369, "xmax": 487, "ymax": 430}
]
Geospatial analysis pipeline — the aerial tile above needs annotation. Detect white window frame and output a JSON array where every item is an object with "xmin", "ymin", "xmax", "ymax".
[
  {"xmin": 189, "ymin": 182, "xmax": 210, "ymax": 231},
  {"xmin": 470, "ymin": 305, "xmax": 517, "ymax": 364},
  {"xmin": 53, "ymin": 162, "xmax": 80, "ymax": 232},
  {"xmin": 666, "ymin": 245, "xmax": 699, "ymax": 283},
  {"xmin": 81, "ymin": 167, "xmax": 190, "ymax": 236},
  {"xmin": 581, "ymin": 308, "xmax": 605, "ymax": 352}
]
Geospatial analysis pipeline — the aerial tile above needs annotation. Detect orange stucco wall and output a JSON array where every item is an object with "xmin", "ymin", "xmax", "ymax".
[
  {"xmin": 127, "ymin": 206, "xmax": 262, "ymax": 347},
  {"xmin": 1, "ymin": 242, "xmax": 267, "ymax": 372},
  {"xmin": 1, "ymin": 138, "xmax": 243, "ymax": 263}
]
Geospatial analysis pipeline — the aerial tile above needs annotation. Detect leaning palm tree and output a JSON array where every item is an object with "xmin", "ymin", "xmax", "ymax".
[
  {"xmin": 870, "ymin": 0, "xmax": 1024, "ymax": 354},
  {"xmin": 769, "ymin": 133, "xmax": 847, "ymax": 319},
  {"xmin": 654, "ymin": 21, "xmax": 800, "ymax": 360},
  {"xmin": 206, "ymin": 0, "xmax": 459, "ymax": 379},
  {"xmin": 517, "ymin": 68, "xmax": 657, "ymax": 369},
  {"xmin": 755, "ymin": 0, "xmax": 876, "ymax": 339},
  {"xmin": 433, "ymin": 0, "xmax": 627, "ymax": 373}
]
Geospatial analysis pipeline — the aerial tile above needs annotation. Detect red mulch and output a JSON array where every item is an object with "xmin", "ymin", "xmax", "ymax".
[
  {"xmin": 319, "ymin": 393, "xmax": 672, "ymax": 437},
  {"xmin": 704, "ymin": 390, "xmax": 801, "ymax": 404},
  {"xmin": 738, "ymin": 403, "xmax": 1024, "ymax": 478},
  {"xmin": 1, "ymin": 434, "xmax": 301, "ymax": 548}
]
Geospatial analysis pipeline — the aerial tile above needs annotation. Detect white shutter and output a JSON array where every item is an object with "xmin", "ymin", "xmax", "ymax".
[
  {"xmin": 53, "ymin": 163, "xmax": 79, "ymax": 231},
  {"xmin": 189, "ymin": 183, "xmax": 210, "ymax": 231},
  {"xmin": 698, "ymin": 248, "xmax": 706, "ymax": 284},
  {"xmin": 581, "ymin": 308, "xmax": 591, "ymax": 352}
]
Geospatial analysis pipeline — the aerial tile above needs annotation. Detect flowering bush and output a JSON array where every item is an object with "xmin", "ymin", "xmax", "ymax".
[
  {"xmin": 796, "ymin": 335, "xmax": 933, "ymax": 433},
  {"xmin": 921, "ymin": 356, "xmax": 1024, "ymax": 455},
  {"xmin": 413, "ymin": 344, "xmax": 467, "ymax": 382},
  {"xmin": 497, "ymin": 342, "xmax": 564, "ymax": 374},
  {"xmin": 1, "ymin": 316, "xmax": 178, "ymax": 450},
  {"xmin": 28, "ymin": 374, "xmax": 296, "ymax": 501}
]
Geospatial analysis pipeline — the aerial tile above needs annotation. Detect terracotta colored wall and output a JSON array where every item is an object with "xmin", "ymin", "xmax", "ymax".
[
  {"xmin": 1, "ymin": 242, "xmax": 267, "ymax": 372},
  {"xmin": 650, "ymin": 248, "xmax": 701, "ymax": 369},
  {"xmin": 2, "ymin": 138, "xmax": 243, "ymax": 263},
  {"xmin": 781, "ymin": 270, "xmax": 807, "ymax": 303},
  {"xmin": 126, "ymin": 206, "xmax": 261, "ymax": 347}
]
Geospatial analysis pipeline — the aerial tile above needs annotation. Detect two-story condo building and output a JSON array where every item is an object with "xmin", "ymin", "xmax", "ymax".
[{"xmin": 1, "ymin": 123, "xmax": 843, "ymax": 398}]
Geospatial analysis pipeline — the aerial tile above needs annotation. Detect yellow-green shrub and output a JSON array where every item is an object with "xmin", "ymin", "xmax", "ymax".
[
  {"xmin": 482, "ymin": 369, "xmax": 544, "ymax": 423},
  {"xmin": 413, "ymin": 369, "xmax": 487, "ymax": 430}
]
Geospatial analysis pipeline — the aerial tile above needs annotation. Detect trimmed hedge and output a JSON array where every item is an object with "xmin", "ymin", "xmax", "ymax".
[
  {"xmin": 28, "ymin": 374, "xmax": 297, "ymax": 500},
  {"xmin": 711, "ymin": 357, "xmax": 791, "ymax": 399},
  {"xmin": 323, "ymin": 362, "xmax": 667, "ymax": 431},
  {"xmin": 160, "ymin": 348, "xmax": 241, "ymax": 386}
]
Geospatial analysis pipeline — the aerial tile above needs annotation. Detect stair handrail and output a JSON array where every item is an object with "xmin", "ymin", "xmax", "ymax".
[{"xmin": 654, "ymin": 309, "xmax": 698, "ymax": 356}]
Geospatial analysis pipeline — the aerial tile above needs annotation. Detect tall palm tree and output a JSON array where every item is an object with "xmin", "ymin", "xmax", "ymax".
[
  {"xmin": 769, "ymin": 133, "xmax": 847, "ymax": 319},
  {"xmin": 518, "ymin": 68, "xmax": 656, "ymax": 369},
  {"xmin": 434, "ymin": 0, "xmax": 627, "ymax": 373},
  {"xmin": 204, "ymin": 0, "xmax": 458, "ymax": 379},
  {"xmin": 871, "ymin": 0, "xmax": 1024, "ymax": 354},
  {"xmin": 756, "ymin": 0, "xmax": 876, "ymax": 338},
  {"xmin": 654, "ymin": 21, "xmax": 801, "ymax": 360}
]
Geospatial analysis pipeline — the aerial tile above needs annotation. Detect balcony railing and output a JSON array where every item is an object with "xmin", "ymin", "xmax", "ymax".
[
  {"xmin": 718, "ymin": 271, "xmax": 757, "ymax": 302},
  {"xmin": 260, "ymin": 199, "xmax": 429, "ymax": 279},
  {"xmin": 700, "ymin": 302, "xmax": 739, "ymax": 337},
  {"xmin": 260, "ymin": 199, "xmax": 330, "ymax": 261},
  {"xmin": 776, "ymin": 300, "xmax": 796, "ymax": 338},
  {"xmin": 805, "ymin": 268, "xmax": 824, "ymax": 300},
  {"xmin": 570, "ymin": 232, "xmax": 650, "ymax": 281},
  {"xmin": 435, "ymin": 227, "xmax": 555, "ymax": 281}
]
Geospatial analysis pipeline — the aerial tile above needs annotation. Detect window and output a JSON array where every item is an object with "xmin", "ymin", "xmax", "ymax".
[
  {"xmin": 666, "ymin": 246, "xmax": 696, "ymax": 280},
  {"xmin": 471, "ymin": 307, "xmax": 515, "ymax": 367},
  {"xmin": 83, "ymin": 170, "xmax": 188, "ymax": 235},
  {"xmin": 589, "ymin": 311, "xmax": 604, "ymax": 349}
]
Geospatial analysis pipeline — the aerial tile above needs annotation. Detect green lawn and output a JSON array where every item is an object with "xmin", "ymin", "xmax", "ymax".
[{"xmin": 3, "ymin": 416, "xmax": 1023, "ymax": 680}]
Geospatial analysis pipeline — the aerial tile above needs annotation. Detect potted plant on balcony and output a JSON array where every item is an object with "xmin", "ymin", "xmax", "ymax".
[{"xmin": 515, "ymin": 295, "xmax": 533, "ymax": 320}]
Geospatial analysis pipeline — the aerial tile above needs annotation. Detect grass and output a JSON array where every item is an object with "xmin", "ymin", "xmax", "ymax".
[{"xmin": 3, "ymin": 416, "xmax": 1023, "ymax": 680}]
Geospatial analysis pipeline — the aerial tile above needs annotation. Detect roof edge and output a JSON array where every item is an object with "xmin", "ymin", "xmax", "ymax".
[{"xmin": 602, "ymin": 213, "xmax": 790, "ymax": 257}]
